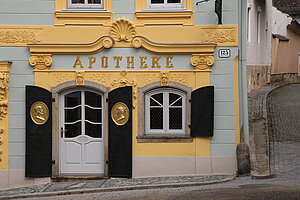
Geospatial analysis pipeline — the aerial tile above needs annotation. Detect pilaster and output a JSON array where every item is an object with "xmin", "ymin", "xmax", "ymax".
[{"xmin": 0, "ymin": 62, "xmax": 11, "ymax": 170}]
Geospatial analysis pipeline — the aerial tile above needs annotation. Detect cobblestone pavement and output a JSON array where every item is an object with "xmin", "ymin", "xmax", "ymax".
[
  {"xmin": 267, "ymin": 83, "xmax": 300, "ymax": 177},
  {"xmin": 0, "ymin": 175, "xmax": 231, "ymax": 199}
]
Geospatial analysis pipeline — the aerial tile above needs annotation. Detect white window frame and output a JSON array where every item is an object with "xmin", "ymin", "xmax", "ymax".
[
  {"xmin": 68, "ymin": 0, "xmax": 103, "ymax": 9},
  {"xmin": 147, "ymin": 0, "xmax": 184, "ymax": 9},
  {"xmin": 145, "ymin": 88, "xmax": 186, "ymax": 135}
]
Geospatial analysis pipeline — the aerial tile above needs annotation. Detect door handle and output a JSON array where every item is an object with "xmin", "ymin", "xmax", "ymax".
[{"xmin": 60, "ymin": 127, "xmax": 68, "ymax": 138}]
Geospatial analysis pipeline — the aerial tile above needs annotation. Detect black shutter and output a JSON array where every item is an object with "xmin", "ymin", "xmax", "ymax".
[
  {"xmin": 108, "ymin": 86, "xmax": 132, "ymax": 178},
  {"xmin": 191, "ymin": 86, "xmax": 214, "ymax": 137},
  {"xmin": 25, "ymin": 86, "xmax": 52, "ymax": 177}
]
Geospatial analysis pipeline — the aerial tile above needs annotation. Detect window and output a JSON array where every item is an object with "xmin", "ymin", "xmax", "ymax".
[
  {"xmin": 63, "ymin": 90, "xmax": 103, "ymax": 139},
  {"xmin": 145, "ymin": 88, "xmax": 186, "ymax": 134},
  {"xmin": 68, "ymin": 0, "xmax": 103, "ymax": 9},
  {"xmin": 148, "ymin": 0, "xmax": 183, "ymax": 9},
  {"xmin": 54, "ymin": 0, "xmax": 112, "ymax": 25},
  {"xmin": 137, "ymin": 82, "xmax": 192, "ymax": 143},
  {"xmin": 135, "ymin": 0, "xmax": 193, "ymax": 26}
]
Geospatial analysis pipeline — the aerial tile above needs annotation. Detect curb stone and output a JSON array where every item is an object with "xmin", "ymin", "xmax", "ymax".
[{"xmin": 0, "ymin": 175, "xmax": 235, "ymax": 199}]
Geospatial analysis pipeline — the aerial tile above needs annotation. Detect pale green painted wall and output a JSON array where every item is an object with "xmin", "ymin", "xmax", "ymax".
[{"xmin": 0, "ymin": 47, "xmax": 33, "ymax": 169}]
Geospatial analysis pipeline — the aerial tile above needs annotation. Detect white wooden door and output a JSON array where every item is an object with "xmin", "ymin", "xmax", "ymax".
[{"xmin": 59, "ymin": 89, "xmax": 104, "ymax": 175}]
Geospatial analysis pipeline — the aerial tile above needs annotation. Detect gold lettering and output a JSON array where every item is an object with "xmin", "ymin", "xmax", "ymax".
[
  {"xmin": 127, "ymin": 56, "xmax": 134, "ymax": 68},
  {"xmin": 151, "ymin": 56, "xmax": 161, "ymax": 68},
  {"xmin": 73, "ymin": 56, "xmax": 84, "ymax": 68},
  {"xmin": 139, "ymin": 56, "xmax": 148, "ymax": 68},
  {"xmin": 113, "ymin": 56, "xmax": 122, "ymax": 68},
  {"xmin": 88, "ymin": 56, "xmax": 96, "ymax": 69},
  {"xmin": 165, "ymin": 56, "xmax": 174, "ymax": 68},
  {"xmin": 101, "ymin": 56, "xmax": 108, "ymax": 68}
]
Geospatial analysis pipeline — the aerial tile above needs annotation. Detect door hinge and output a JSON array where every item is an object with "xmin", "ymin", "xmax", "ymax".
[
  {"xmin": 52, "ymin": 160, "xmax": 56, "ymax": 165},
  {"xmin": 52, "ymin": 98, "xmax": 55, "ymax": 102},
  {"xmin": 106, "ymin": 98, "xmax": 108, "ymax": 102}
]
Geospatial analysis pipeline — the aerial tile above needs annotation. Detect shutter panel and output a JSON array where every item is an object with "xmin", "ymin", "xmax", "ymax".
[
  {"xmin": 25, "ymin": 85, "xmax": 52, "ymax": 177},
  {"xmin": 108, "ymin": 86, "xmax": 132, "ymax": 178},
  {"xmin": 191, "ymin": 86, "xmax": 214, "ymax": 137}
]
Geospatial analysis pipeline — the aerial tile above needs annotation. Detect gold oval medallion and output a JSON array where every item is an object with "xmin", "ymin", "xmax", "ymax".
[
  {"xmin": 111, "ymin": 102, "xmax": 129, "ymax": 126},
  {"xmin": 30, "ymin": 101, "xmax": 49, "ymax": 125}
]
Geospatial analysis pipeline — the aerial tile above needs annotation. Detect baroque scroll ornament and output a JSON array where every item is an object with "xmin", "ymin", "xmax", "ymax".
[
  {"xmin": 190, "ymin": 54, "xmax": 214, "ymax": 70},
  {"xmin": 110, "ymin": 18, "xmax": 136, "ymax": 42},
  {"xmin": 29, "ymin": 54, "xmax": 52, "ymax": 70},
  {"xmin": 112, "ymin": 71, "xmax": 137, "ymax": 108}
]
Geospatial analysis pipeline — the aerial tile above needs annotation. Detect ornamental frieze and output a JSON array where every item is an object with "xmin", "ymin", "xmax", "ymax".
[
  {"xmin": 50, "ymin": 72, "xmax": 74, "ymax": 86},
  {"xmin": 0, "ymin": 29, "xmax": 42, "ymax": 46},
  {"xmin": 201, "ymin": 28, "xmax": 237, "ymax": 44}
]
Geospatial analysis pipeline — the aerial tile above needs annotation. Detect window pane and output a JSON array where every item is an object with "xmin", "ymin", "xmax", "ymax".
[
  {"xmin": 150, "ymin": 108, "xmax": 163, "ymax": 129},
  {"xmin": 85, "ymin": 106, "xmax": 101, "ymax": 122},
  {"xmin": 85, "ymin": 91, "xmax": 101, "ymax": 108},
  {"xmin": 71, "ymin": 0, "xmax": 84, "ymax": 4},
  {"xmin": 169, "ymin": 93, "xmax": 181, "ymax": 106},
  {"xmin": 85, "ymin": 122, "xmax": 102, "ymax": 138},
  {"xmin": 150, "ymin": 98, "xmax": 162, "ymax": 106},
  {"xmin": 65, "ymin": 92, "xmax": 81, "ymax": 108},
  {"xmin": 169, "ymin": 108, "xmax": 182, "ymax": 129},
  {"xmin": 151, "ymin": 0, "xmax": 164, "ymax": 4},
  {"xmin": 151, "ymin": 93, "xmax": 163, "ymax": 105},
  {"xmin": 65, "ymin": 122, "xmax": 81, "ymax": 138},
  {"xmin": 88, "ymin": 0, "xmax": 101, "ymax": 4},
  {"xmin": 65, "ymin": 107, "xmax": 81, "ymax": 122},
  {"xmin": 167, "ymin": 0, "xmax": 181, "ymax": 3}
]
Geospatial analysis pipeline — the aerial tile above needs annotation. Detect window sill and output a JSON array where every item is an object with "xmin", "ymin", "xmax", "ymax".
[
  {"xmin": 134, "ymin": 10, "xmax": 194, "ymax": 26},
  {"xmin": 136, "ymin": 135, "xmax": 193, "ymax": 143},
  {"xmin": 54, "ymin": 10, "xmax": 113, "ymax": 26}
]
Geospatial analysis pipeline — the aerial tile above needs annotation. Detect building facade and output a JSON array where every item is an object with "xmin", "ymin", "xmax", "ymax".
[{"xmin": 0, "ymin": 0, "xmax": 247, "ymax": 189}]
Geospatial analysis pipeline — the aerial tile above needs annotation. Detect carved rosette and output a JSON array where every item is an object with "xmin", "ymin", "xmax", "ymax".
[
  {"xmin": 76, "ymin": 71, "xmax": 84, "ymax": 86},
  {"xmin": 29, "ymin": 54, "xmax": 52, "ymax": 70},
  {"xmin": 110, "ymin": 18, "xmax": 136, "ymax": 42},
  {"xmin": 160, "ymin": 71, "xmax": 170, "ymax": 86},
  {"xmin": 190, "ymin": 54, "xmax": 215, "ymax": 70},
  {"xmin": 112, "ymin": 71, "xmax": 137, "ymax": 108}
]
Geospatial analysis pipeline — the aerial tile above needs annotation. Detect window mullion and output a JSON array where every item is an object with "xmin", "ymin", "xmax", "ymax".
[
  {"xmin": 164, "ymin": 92, "xmax": 169, "ymax": 132},
  {"xmin": 82, "ymin": 91, "xmax": 85, "ymax": 136}
]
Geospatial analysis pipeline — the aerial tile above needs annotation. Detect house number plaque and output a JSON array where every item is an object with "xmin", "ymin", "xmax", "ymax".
[
  {"xmin": 30, "ymin": 101, "xmax": 49, "ymax": 125},
  {"xmin": 111, "ymin": 102, "xmax": 129, "ymax": 126}
]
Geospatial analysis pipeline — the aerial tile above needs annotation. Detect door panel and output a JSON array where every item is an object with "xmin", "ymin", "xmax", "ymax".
[
  {"xmin": 60, "ymin": 89, "xmax": 104, "ymax": 175},
  {"xmin": 108, "ymin": 86, "xmax": 132, "ymax": 178}
]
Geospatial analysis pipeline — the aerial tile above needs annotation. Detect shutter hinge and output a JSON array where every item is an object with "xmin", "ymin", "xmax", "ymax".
[
  {"xmin": 189, "ymin": 99, "xmax": 191, "ymax": 103},
  {"xmin": 106, "ymin": 98, "xmax": 108, "ymax": 102},
  {"xmin": 52, "ymin": 98, "xmax": 55, "ymax": 102},
  {"xmin": 188, "ymin": 125, "xmax": 191, "ymax": 128},
  {"xmin": 52, "ymin": 160, "xmax": 56, "ymax": 165}
]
